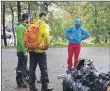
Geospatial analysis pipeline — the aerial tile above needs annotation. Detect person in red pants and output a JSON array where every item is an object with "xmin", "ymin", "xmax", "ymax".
[{"xmin": 64, "ymin": 19, "xmax": 90, "ymax": 71}]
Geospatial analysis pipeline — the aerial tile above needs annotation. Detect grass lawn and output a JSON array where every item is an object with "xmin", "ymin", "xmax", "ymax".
[{"xmin": 2, "ymin": 42, "xmax": 110, "ymax": 49}]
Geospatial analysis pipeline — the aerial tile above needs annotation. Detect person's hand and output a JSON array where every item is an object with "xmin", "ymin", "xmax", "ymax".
[
  {"xmin": 24, "ymin": 44, "xmax": 28, "ymax": 48},
  {"xmin": 24, "ymin": 53, "xmax": 28, "ymax": 56},
  {"xmin": 37, "ymin": 45, "xmax": 43, "ymax": 49}
]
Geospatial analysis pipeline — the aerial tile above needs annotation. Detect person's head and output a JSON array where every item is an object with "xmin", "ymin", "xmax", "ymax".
[
  {"xmin": 39, "ymin": 12, "xmax": 47, "ymax": 21},
  {"xmin": 21, "ymin": 13, "xmax": 29, "ymax": 24},
  {"xmin": 75, "ymin": 19, "xmax": 82, "ymax": 28}
]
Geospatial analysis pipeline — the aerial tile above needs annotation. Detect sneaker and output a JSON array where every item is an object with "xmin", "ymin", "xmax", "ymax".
[
  {"xmin": 37, "ymin": 79, "xmax": 42, "ymax": 83},
  {"xmin": 37, "ymin": 77, "xmax": 42, "ymax": 83},
  {"xmin": 41, "ymin": 86, "xmax": 53, "ymax": 91}
]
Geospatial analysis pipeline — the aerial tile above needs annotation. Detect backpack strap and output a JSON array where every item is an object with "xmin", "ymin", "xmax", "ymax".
[
  {"xmin": 37, "ymin": 21, "xmax": 47, "ymax": 47},
  {"xmin": 36, "ymin": 21, "xmax": 42, "ymax": 45}
]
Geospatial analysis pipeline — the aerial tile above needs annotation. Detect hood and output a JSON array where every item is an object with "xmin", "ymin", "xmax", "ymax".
[{"xmin": 75, "ymin": 19, "xmax": 82, "ymax": 26}]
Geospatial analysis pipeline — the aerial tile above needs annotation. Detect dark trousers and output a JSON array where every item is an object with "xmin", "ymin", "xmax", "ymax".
[
  {"xmin": 16, "ymin": 52, "xmax": 28, "ymax": 86},
  {"xmin": 29, "ymin": 51, "xmax": 49, "ymax": 89}
]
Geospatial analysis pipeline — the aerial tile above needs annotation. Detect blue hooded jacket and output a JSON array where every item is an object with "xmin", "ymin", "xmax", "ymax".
[{"xmin": 64, "ymin": 19, "xmax": 90, "ymax": 44}]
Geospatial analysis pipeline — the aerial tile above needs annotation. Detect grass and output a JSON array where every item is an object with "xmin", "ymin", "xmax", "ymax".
[
  {"xmin": 82, "ymin": 42, "xmax": 110, "ymax": 47},
  {"xmin": 95, "ymin": 42, "xmax": 110, "ymax": 47},
  {"xmin": 1, "ymin": 46, "xmax": 16, "ymax": 49},
  {"xmin": 1, "ymin": 42, "xmax": 110, "ymax": 49},
  {"xmin": 51, "ymin": 42, "xmax": 110, "ymax": 48}
]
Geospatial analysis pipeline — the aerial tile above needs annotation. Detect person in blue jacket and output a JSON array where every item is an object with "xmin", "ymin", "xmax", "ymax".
[{"xmin": 64, "ymin": 19, "xmax": 90, "ymax": 71}]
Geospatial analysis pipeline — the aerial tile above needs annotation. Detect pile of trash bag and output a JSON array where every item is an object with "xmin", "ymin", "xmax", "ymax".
[{"xmin": 62, "ymin": 59, "xmax": 110, "ymax": 91}]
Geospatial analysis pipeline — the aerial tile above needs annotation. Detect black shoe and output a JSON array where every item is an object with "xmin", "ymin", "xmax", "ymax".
[
  {"xmin": 66, "ymin": 70, "xmax": 71, "ymax": 74},
  {"xmin": 19, "ymin": 83, "xmax": 27, "ymax": 88},
  {"xmin": 41, "ymin": 87, "xmax": 53, "ymax": 91},
  {"xmin": 66, "ymin": 68, "xmax": 75, "ymax": 74},
  {"xmin": 37, "ymin": 79, "xmax": 42, "ymax": 83},
  {"xmin": 37, "ymin": 76, "xmax": 42, "ymax": 83},
  {"xmin": 29, "ymin": 85, "xmax": 38, "ymax": 91}
]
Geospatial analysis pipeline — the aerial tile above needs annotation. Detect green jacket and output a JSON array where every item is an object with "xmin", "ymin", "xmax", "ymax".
[{"xmin": 16, "ymin": 22, "xmax": 27, "ymax": 54}]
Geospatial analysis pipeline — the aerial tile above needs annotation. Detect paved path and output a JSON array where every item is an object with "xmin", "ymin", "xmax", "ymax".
[{"xmin": 2, "ymin": 47, "xmax": 110, "ymax": 91}]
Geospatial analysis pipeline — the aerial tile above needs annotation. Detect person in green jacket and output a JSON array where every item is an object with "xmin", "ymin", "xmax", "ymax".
[{"xmin": 16, "ymin": 13, "xmax": 29, "ymax": 88}]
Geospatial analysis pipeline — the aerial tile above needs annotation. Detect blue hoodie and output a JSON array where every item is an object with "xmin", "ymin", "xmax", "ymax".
[{"xmin": 64, "ymin": 19, "xmax": 90, "ymax": 44}]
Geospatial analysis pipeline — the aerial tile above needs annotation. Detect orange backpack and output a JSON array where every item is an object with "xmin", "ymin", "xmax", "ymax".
[{"xmin": 23, "ymin": 22, "xmax": 40, "ymax": 50}]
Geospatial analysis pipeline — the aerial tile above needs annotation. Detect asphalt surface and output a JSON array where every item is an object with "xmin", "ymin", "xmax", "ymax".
[{"xmin": 2, "ymin": 47, "xmax": 110, "ymax": 91}]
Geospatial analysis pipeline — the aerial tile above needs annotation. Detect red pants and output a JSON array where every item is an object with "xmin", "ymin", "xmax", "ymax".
[{"xmin": 67, "ymin": 44, "xmax": 81, "ymax": 69}]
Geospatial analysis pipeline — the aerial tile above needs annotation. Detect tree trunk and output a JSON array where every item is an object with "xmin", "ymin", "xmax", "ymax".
[
  {"xmin": 40, "ymin": 2, "xmax": 48, "ymax": 13},
  {"xmin": 104, "ymin": 38, "xmax": 107, "ymax": 42},
  {"xmin": 10, "ymin": 5, "xmax": 16, "ymax": 46},
  {"xmin": 3, "ymin": 2, "xmax": 7, "ymax": 46},
  {"xmin": 1, "ymin": 2, "xmax": 3, "ymax": 46},
  {"xmin": 31, "ymin": 6, "xmax": 33, "ymax": 21},
  {"xmin": 94, "ymin": 2, "xmax": 98, "ymax": 26},
  {"xmin": 93, "ymin": 2, "xmax": 100, "ymax": 43},
  {"xmin": 44, "ymin": 2, "xmax": 48, "ymax": 13},
  {"xmin": 17, "ymin": 1, "xmax": 21, "ymax": 22},
  {"xmin": 40, "ymin": 2, "xmax": 51, "ymax": 13},
  {"xmin": 28, "ymin": 1, "xmax": 31, "ymax": 22}
]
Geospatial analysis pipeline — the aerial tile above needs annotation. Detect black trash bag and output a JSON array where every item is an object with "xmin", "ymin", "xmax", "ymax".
[
  {"xmin": 71, "ymin": 69, "xmax": 82, "ymax": 79},
  {"xmin": 102, "ymin": 71, "xmax": 110, "ymax": 90},
  {"xmin": 75, "ymin": 59, "xmax": 85, "ymax": 70},
  {"xmin": 71, "ymin": 81, "xmax": 91, "ymax": 91},
  {"xmin": 80, "ymin": 68, "xmax": 104, "ymax": 91},
  {"xmin": 71, "ymin": 59, "xmax": 96, "ymax": 79},
  {"xmin": 90, "ymin": 77, "xmax": 104, "ymax": 91},
  {"xmin": 63, "ymin": 74, "xmax": 73, "ymax": 91},
  {"xmin": 63, "ymin": 74, "xmax": 91, "ymax": 91},
  {"xmin": 75, "ymin": 59, "xmax": 94, "ymax": 70},
  {"xmin": 62, "ymin": 59, "xmax": 110, "ymax": 91}
]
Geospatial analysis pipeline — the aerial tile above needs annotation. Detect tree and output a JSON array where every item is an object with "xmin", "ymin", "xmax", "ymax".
[
  {"xmin": 10, "ymin": 2, "xmax": 16, "ymax": 46},
  {"xmin": 54, "ymin": 2, "xmax": 82, "ymax": 19},
  {"xmin": 105, "ymin": 2, "xmax": 110, "ymax": 42},
  {"xmin": 49, "ymin": 12, "xmax": 66, "ymax": 42},
  {"xmin": 28, "ymin": 1, "xmax": 31, "ymax": 22},
  {"xmin": 2, "ymin": 1, "xmax": 110, "ymax": 46},
  {"xmin": 17, "ymin": 1, "xmax": 21, "ymax": 22},
  {"xmin": 40, "ymin": 1, "xmax": 52, "ymax": 13},
  {"xmin": 82, "ymin": 2, "xmax": 110, "ymax": 43},
  {"xmin": 2, "ymin": 1, "xmax": 7, "ymax": 46}
]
